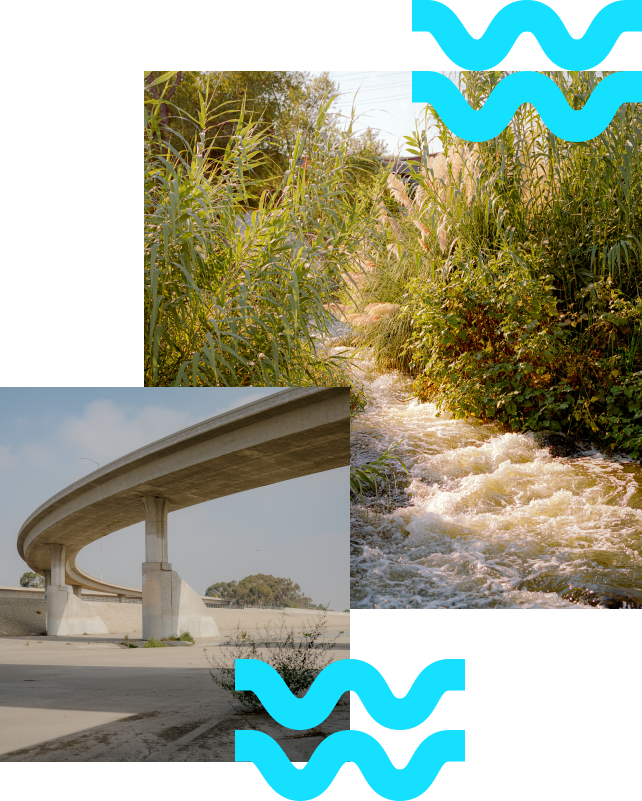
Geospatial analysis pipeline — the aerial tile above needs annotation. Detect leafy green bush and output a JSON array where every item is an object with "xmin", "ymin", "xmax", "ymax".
[
  {"xmin": 178, "ymin": 631, "xmax": 194, "ymax": 643},
  {"xmin": 406, "ymin": 256, "xmax": 642, "ymax": 456}
]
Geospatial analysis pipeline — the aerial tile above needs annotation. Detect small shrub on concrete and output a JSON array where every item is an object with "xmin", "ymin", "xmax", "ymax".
[
  {"xmin": 178, "ymin": 631, "xmax": 194, "ymax": 643},
  {"xmin": 143, "ymin": 637, "xmax": 167, "ymax": 648},
  {"xmin": 207, "ymin": 613, "xmax": 336, "ymax": 711}
]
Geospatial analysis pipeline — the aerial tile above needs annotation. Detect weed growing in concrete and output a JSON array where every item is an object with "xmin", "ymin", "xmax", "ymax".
[
  {"xmin": 143, "ymin": 637, "xmax": 167, "ymax": 648},
  {"xmin": 207, "ymin": 613, "xmax": 337, "ymax": 711},
  {"xmin": 36, "ymin": 610, "xmax": 42, "ymax": 614},
  {"xmin": 161, "ymin": 632, "xmax": 194, "ymax": 644}
]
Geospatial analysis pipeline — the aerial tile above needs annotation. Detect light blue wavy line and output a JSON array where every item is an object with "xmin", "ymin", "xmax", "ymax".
[
  {"xmin": 235, "ymin": 658, "xmax": 464, "ymax": 730},
  {"xmin": 236, "ymin": 729, "xmax": 465, "ymax": 801},
  {"xmin": 412, "ymin": 1, "xmax": 642, "ymax": 70},
  {"xmin": 411, "ymin": 71, "xmax": 642, "ymax": 142}
]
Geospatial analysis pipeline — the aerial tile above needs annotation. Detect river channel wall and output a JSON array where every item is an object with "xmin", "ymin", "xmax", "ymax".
[{"xmin": 0, "ymin": 598, "xmax": 349, "ymax": 638}]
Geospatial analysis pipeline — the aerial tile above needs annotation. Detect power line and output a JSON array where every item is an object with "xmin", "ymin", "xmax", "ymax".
[
  {"xmin": 329, "ymin": 70, "xmax": 409, "ymax": 82},
  {"xmin": 339, "ymin": 81, "xmax": 412, "ymax": 94},
  {"xmin": 335, "ymin": 94, "xmax": 417, "ymax": 106},
  {"xmin": 330, "ymin": 70, "xmax": 405, "ymax": 77},
  {"xmin": 336, "ymin": 77, "xmax": 411, "ymax": 88}
]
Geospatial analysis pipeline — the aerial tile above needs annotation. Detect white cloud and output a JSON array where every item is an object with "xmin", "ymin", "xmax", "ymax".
[
  {"xmin": 19, "ymin": 442, "xmax": 58, "ymax": 471},
  {"xmin": 55, "ymin": 391, "xmax": 279, "ymax": 471},
  {"xmin": 58, "ymin": 400, "xmax": 195, "ymax": 468}
]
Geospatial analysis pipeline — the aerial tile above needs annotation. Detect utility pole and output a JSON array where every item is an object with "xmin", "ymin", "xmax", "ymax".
[{"xmin": 80, "ymin": 458, "xmax": 100, "ymax": 578}]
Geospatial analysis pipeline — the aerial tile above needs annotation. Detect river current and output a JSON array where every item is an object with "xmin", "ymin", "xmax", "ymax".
[{"xmin": 349, "ymin": 355, "xmax": 642, "ymax": 609}]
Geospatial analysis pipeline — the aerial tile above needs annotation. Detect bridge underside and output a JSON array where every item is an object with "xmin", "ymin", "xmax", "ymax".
[{"xmin": 17, "ymin": 389, "xmax": 349, "ymax": 638}]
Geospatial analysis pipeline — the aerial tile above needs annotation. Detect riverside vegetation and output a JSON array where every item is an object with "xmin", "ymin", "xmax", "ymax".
[
  {"xmin": 145, "ymin": 70, "xmax": 640, "ymax": 459},
  {"xmin": 144, "ymin": 71, "xmax": 385, "ymax": 398},
  {"xmin": 346, "ymin": 72, "xmax": 642, "ymax": 460}
]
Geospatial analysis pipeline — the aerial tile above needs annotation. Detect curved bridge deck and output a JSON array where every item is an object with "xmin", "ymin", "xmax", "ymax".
[{"xmin": 17, "ymin": 388, "xmax": 349, "ymax": 606}]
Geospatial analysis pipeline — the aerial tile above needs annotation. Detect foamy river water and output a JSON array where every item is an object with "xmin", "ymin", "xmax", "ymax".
[{"xmin": 349, "ymin": 355, "xmax": 642, "ymax": 609}]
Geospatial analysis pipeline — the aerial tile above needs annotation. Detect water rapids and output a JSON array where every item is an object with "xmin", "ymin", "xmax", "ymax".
[{"xmin": 349, "ymin": 357, "xmax": 642, "ymax": 609}]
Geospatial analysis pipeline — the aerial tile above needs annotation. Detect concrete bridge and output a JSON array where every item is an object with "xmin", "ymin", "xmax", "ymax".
[{"xmin": 17, "ymin": 388, "xmax": 349, "ymax": 639}]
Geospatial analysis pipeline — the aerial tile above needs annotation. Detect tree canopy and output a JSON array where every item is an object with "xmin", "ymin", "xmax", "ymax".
[
  {"xmin": 206, "ymin": 573, "xmax": 322, "ymax": 609},
  {"xmin": 20, "ymin": 571, "xmax": 44, "ymax": 588}
]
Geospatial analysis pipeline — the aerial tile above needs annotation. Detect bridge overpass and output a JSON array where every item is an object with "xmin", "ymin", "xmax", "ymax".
[{"xmin": 17, "ymin": 387, "xmax": 349, "ymax": 638}]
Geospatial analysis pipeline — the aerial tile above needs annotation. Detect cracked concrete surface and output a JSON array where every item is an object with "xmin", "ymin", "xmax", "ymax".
[{"xmin": 0, "ymin": 632, "xmax": 350, "ymax": 761}]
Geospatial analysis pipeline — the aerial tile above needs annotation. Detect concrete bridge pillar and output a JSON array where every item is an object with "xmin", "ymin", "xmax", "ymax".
[
  {"xmin": 141, "ymin": 495, "xmax": 219, "ymax": 641},
  {"xmin": 143, "ymin": 496, "xmax": 168, "ymax": 562},
  {"xmin": 50, "ymin": 544, "xmax": 66, "ymax": 585},
  {"xmin": 142, "ymin": 496, "xmax": 172, "ymax": 640},
  {"xmin": 46, "ymin": 543, "xmax": 108, "ymax": 636}
]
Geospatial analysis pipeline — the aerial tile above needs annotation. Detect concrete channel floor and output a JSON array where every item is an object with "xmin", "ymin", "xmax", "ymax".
[{"xmin": 0, "ymin": 632, "xmax": 349, "ymax": 761}]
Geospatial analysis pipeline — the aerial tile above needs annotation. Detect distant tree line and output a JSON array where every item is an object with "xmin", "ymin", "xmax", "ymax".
[{"xmin": 206, "ymin": 574, "xmax": 325, "ymax": 609}]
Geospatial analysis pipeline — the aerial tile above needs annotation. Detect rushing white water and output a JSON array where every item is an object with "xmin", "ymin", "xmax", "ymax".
[{"xmin": 350, "ymin": 356, "xmax": 642, "ymax": 609}]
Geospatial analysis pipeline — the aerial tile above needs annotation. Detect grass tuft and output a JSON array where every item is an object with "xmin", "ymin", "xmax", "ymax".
[{"xmin": 143, "ymin": 637, "xmax": 167, "ymax": 648}]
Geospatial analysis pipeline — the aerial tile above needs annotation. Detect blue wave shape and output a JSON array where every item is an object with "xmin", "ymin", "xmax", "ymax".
[
  {"xmin": 235, "ymin": 658, "xmax": 464, "ymax": 730},
  {"xmin": 412, "ymin": 1, "xmax": 642, "ymax": 70},
  {"xmin": 411, "ymin": 71, "xmax": 642, "ymax": 142},
  {"xmin": 236, "ymin": 729, "xmax": 465, "ymax": 801}
]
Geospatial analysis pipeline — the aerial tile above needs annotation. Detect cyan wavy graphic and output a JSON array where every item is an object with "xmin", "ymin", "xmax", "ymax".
[
  {"xmin": 412, "ymin": 70, "xmax": 642, "ymax": 142},
  {"xmin": 235, "ymin": 658, "xmax": 465, "ymax": 730},
  {"xmin": 236, "ymin": 729, "xmax": 465, "ymax": 801},
  {"xmin": 412, "ymin": 1, "xmax": 642, "ymax": 70}
]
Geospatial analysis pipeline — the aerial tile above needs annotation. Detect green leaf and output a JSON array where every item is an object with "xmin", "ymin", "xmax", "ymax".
[{"xmin": 145, "ymin": 70, "xmax": 178, "ymax": 86}]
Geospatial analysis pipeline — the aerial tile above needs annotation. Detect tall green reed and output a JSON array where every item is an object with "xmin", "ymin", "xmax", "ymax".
[{"xmin": 144, "ymin": 73, "xmax": 380, "ymax": 387}]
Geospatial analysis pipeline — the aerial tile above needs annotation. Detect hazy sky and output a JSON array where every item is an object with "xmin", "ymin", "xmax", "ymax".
[
  {"xmin": 0, "ymin": 388, "xmax": 349, "ymax": 611},
  {"xmin": 316, "ymin": 71, "xmax": 443, "ymax": 156}
]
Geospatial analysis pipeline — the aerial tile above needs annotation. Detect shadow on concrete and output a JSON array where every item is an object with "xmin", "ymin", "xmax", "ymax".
[
  {"xmin": 0, "ymin": 660, "xmax": 349, "ymax": 762},
  {"xmin": 0, "ymin": 648, "xmax": 350, "ymax": 762}
]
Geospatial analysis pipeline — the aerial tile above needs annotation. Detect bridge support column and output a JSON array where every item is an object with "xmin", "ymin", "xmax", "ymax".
[
  {"xmin": 142, "ymin": 496, "xmax": 219, "ymax": 641},
  {"xmin": 46, "ymin": 544, "xmax": 108, "ymax": 636}
]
